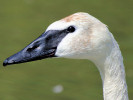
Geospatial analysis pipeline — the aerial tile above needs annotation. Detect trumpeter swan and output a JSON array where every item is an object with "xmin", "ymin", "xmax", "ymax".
[{"xmin": 3, "ymin": 12, "xmax": 129, "ymax": 100}]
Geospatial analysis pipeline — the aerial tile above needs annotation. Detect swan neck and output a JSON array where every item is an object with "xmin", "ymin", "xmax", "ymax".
[{"xmin": 94, "ymin": 45, "xmax": 129, "ymax": 100}]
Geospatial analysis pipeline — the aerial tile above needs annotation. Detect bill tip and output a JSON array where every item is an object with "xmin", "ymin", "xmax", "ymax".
[{"xmin": 3, "ymin": 59, "xmax": 8, "ymax": 67}]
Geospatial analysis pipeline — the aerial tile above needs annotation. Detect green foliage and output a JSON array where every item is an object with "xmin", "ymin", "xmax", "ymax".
[{"xmin": 0, "ymin": 0, "xmax": 133, "ymax": 99}]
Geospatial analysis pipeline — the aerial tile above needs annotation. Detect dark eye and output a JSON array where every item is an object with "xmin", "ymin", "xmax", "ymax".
[{"xmin": 66, "ymin": 26, "xmax": 75, "ymax": 33}]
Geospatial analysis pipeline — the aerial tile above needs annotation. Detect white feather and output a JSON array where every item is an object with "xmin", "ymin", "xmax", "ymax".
[{"xmin": 47, "ymin": 12, "xmax": 129, "ymax": 100}]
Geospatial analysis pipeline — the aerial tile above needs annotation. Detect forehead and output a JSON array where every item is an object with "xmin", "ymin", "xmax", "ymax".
[
  {"xmin": 46, "ymin": 13, "xmax": 90, "ymax": 31},
  {"xmin": 62, "ymin": 13, "xmax": 84, "ymax": 22},
  {"xmin": 46, "ymin": 20, "xmax": 74, "ymax": 31}
]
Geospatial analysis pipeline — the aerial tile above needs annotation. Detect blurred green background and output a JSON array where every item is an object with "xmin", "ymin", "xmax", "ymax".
[{"xmin": 0, "ymin": 0, "xmax": 133, "ymax": 100}]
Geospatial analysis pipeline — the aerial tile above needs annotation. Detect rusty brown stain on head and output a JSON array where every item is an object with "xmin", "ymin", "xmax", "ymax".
[{"xmin": 62, "ymin": 13, "xmax": 85, "ymax": 22}]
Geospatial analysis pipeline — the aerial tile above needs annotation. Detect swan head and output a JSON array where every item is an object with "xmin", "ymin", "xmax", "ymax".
[
  {"xmin": 3, "ymin": 12, "xmax": 113, "ymax": 66},
  {"xmin": 54, "ymin": 13, "xmax": 113, "ymax": 60}
]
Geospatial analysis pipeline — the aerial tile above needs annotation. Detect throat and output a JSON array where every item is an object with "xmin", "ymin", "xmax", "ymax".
[{"xmin": 94, "ymin": 46, "xmax": 128, "ymax": 100}]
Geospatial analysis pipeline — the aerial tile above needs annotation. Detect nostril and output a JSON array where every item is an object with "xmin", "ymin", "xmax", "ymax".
[{"xmin": 27, "ymin": 45, "xmax": 39, "ymax": 52}]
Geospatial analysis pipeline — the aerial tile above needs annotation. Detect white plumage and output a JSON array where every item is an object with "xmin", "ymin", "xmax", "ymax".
[{"xmin": 48, "ymin": 12, "xmax": 129, "ymax": 100}]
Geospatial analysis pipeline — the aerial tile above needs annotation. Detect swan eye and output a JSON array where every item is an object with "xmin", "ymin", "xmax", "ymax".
[{"xmin": 66, "ymin": 26, "xmax": 75, "ymax": 33}]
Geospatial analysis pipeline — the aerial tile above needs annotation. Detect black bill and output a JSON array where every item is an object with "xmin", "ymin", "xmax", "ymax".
[{"xmin": 3, "ymin": 29, "xmax": 68, "ymax": 66}]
